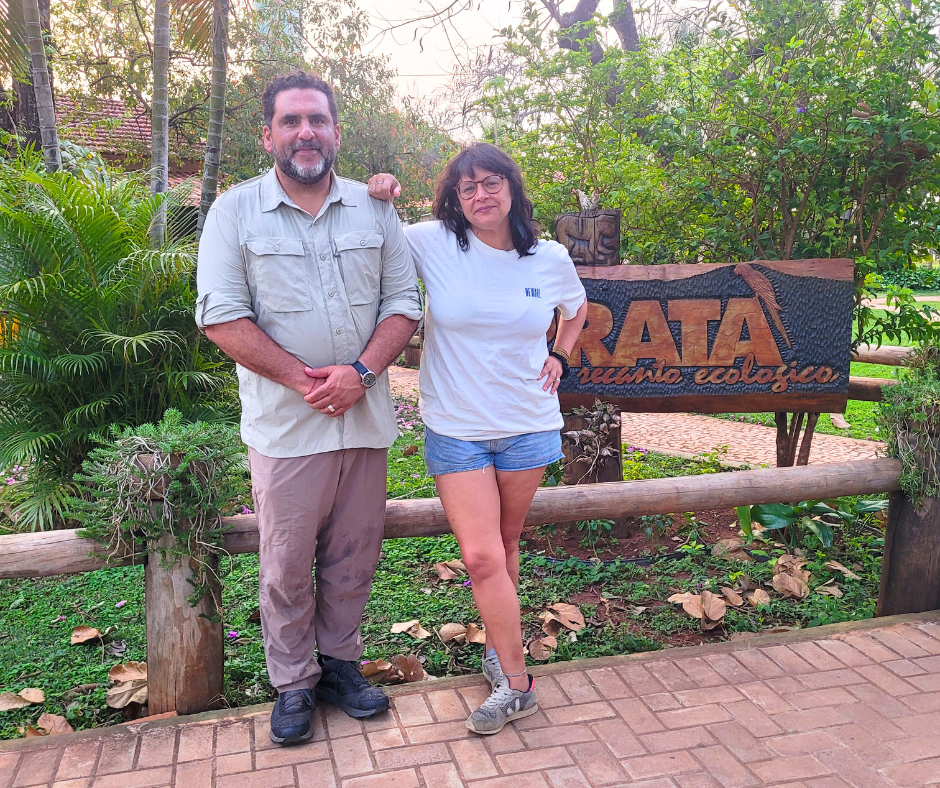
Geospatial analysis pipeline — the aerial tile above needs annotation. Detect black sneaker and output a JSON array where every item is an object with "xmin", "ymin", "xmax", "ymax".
[
  {"xmin": 316, "ymin": 657, "xmax": 390, "ymax": 718},
  {"xmin": 269, "ymin": 688, "xmax": 315, "ymax": 745}
]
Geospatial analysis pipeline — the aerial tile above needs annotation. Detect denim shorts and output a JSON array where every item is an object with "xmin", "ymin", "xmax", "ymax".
[{"xmin": 423, "ymin": 427, "xmax": 563, "ymax": 476}]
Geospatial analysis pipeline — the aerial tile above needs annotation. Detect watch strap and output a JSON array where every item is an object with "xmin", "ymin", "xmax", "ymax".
[{"xmin": 352, "ymin": 360, "xmax": 371, "ymax": 377}]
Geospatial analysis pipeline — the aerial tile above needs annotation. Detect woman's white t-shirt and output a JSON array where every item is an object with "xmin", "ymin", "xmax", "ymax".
[{"xmin": 404, "ymin": 221, "xmax": 586, "ymax": 441}]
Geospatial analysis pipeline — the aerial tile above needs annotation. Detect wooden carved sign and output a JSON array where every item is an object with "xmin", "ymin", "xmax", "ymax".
[
  {"xmin": 553, "ymin": 259, "xmax": 855, "ymax": 414},
  {"xmin": 555, "ymin": 209, "xmax": 621, "ymax": 266}
]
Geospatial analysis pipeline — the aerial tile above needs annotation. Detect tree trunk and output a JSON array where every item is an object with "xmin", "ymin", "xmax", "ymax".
[
  {"xmin": 22, "ymin": 0, "xmax": 59, "ymax": 172},
  {"xmin": 150, "ymin": 0, "xmax": 171, "ymax": 246},
  {"xmin": 195, "ymin": 0, "xmax": 229, "ymax": 239}
]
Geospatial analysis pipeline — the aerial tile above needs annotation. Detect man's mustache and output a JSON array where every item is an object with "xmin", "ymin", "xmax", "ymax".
[{"xmin": 291, "ymin": 141, "xmax": 323, "ymax": 153}]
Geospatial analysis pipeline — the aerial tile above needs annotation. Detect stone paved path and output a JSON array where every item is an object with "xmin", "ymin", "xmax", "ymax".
[
  {"xmin": 4, "ymin": 613, "xmax": 940, "ymax": 788},
  {"xmin": 387, "ymin": 368, "xmax": 882, "ymax": 467}
]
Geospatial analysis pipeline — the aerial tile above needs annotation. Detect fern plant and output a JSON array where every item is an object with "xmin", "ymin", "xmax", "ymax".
[{"xmin": 0, "ymin": 150, "xmax": 235, "ymax": 530}]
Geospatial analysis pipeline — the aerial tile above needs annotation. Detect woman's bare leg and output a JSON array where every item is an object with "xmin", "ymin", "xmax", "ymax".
[
  {"xmin": 437, "ymin": 465, "xmax": 546, "ymax": 691},
  {"xmin": 435, "ymin": 466, "xmax": 532, "ymax": 691}
]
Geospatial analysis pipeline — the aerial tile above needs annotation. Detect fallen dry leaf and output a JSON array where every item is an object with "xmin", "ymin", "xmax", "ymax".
[
  {"xmin": 390, "ymin": 620, "xmax": 432, "ymax": 640},
  {"xmin": 465, "ymin": 623, "xmax": 486, "ymax": 645},
  {"xmin": 106, "ymin": 679, "xmax": 149, "ymax": 709},
  {"xmin": 721, "ymin": 588, "xmax": 744, "ymax": 607},
  {"xmin": 391, "ymin": 654, "xmax": 429, "ymax": 683},
  {"xmin": 711, "ymin": 538, "xmax": 753, "ymax": 562},
  {"xmin": 700, "ymin": 590, "xmax": 727, "ymax": 631},
  {"xmin": 36, "ymin": 713, "xmax": 73, "ymax": 735},
  {"xmin": 402, "ymin": 445, "xmax": 419, "ymax": 456},
  {"xmin": 360, "ymin": 660, "xmax": 400, "ymax": 684},
  {"xmin": 825, "ymin": 560, "xmax": 861, "ymax": 581},
  {"xmin": 21, "ymin": 726, "xmax": 44, "ymax": 738},
  {"xmin": 748, "ymin": 589, "xmax": 771, "ymax": 607},
  {"xmin": 543, "ymin": 603, "xmax": 585, "ymax": 632},
  {"xmin": 0, "ymin": 692, "xmax": 30, "ymax": 711},
  {"xmin": 108, "ymin": 661, "xmax": 147, "ymax": 684},
  {"xmin": 527, "ymin": 636, "xmax": 557, "ymax": 661},
  {"xmin": 772, "ymin": 572, "xmax": 810, "ymax": 599},
  {"xmin": 815, "ymin": 581, "xmax": 843, "ymax": 599},
  {"xmin": 17, "ymin": 688, "xmax": 44, "ymax": 704},
  {"xmin": 70, "ymin": 625, "xmax": 102, "ymax": 645},
  {"xmin": 541, "ymin": 616, "xmax": 562, "ymax": 637},
  {"xmin": 434, "ymin": 563, "xmax": 459, "ymax": 580},
  {"xmin": 438, "ymin": 623, "xmax": 468, "ymax": 643}
]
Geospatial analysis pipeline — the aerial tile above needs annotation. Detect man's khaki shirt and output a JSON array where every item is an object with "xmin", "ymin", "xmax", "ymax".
[{"xmin": 196, "ymin": 168, "xmax": 423, "ymax": 458}]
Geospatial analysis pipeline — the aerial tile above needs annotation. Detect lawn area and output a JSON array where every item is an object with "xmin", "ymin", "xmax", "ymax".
[{"xmin": 0, "ymin": 411, "xmax": 886, "ymax": 739}]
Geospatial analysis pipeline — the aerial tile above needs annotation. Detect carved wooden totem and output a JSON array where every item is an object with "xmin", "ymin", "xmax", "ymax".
[{"xmin": 554, "ymin": 209, "xmax": 622, "ymax": 267}]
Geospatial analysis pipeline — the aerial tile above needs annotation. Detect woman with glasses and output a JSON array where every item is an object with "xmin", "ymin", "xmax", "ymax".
[{"xmin": 367, "ymin": 143, "xmax": 588, "ymax": 734}]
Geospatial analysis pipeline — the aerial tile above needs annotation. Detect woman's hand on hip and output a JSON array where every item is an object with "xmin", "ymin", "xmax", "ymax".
[
  {"xmin": 538, "ymin": 356, "xmax": 564, "ymax": 395},
  {"xmin": 367, "ymin": 174, "xmax": 401, "ymax": 201}
]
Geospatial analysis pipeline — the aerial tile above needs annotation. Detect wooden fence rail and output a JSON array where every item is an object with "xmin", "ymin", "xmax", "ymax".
[{"xmin": 0, "ymin": 459, "xmax": 904, "ymax": 581}]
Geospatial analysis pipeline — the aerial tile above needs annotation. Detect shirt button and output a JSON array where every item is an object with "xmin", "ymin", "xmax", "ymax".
[
  {"xmin": 360, "ymin": 240, "xmax": 366, "ymax": 246},
  {"xmin": 273, "ymin": 245, "xmax": 280, "ymax": 251},
  {"xmin": 320, "ymin": 254, "xmax": 326, "ymax": 260},
  {"xmin": 328, "ymin": 290, "xmax": 336, "ymax": 297},
  {"xmin": 335, "ymin": 328, "xmax": 343, "ymax": 334}
]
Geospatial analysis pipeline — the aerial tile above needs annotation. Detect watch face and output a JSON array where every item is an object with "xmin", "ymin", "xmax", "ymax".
[{"xmin": 362, "ymin": 371, "xmax": 378, "ymax": 388}]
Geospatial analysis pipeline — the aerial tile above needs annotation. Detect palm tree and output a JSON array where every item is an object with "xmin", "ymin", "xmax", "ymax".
[
  {"xmin": 22, "ymin": 0, "xmax": 59, "ymax": 172},
  {"xmin": 196, "ymin": 0, "xmax": 230, "ymax": 239},
  {"xmin": 149, "ymin": 0, "xmax": 171, "ymax": 246},
  {"xmin": 0, "ymin": 154, "xmax": 232, "ymax": 530}
]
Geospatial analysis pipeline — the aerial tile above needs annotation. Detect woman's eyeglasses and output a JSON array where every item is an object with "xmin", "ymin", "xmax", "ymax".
[{"xmin": 455, "ymin": 174, "xmax": 506, "ymax": 199}]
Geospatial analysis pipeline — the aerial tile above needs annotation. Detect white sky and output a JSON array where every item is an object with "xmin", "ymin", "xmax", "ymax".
[{"xmin": 357, "ymin": 0, "xmax": 524, "ymax": 103}]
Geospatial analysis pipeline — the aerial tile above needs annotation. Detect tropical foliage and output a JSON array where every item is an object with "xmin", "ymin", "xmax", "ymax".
[
  {"xmin": 476, "ymin": 0, "xmax": 940, "ymax": 345},
  {"xmin": 0, "ymin": 151, "xmax": 234, "ymax": 530}
]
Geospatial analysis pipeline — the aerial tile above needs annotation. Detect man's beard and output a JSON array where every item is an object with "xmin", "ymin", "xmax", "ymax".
[{"xmin": 274, "ymin": 140, "xmax": 336, "ymax": 185}]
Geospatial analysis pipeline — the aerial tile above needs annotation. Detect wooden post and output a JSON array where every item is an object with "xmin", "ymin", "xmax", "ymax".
[
  {"xmin": 145, "ymin": 532, "xmax": 224, "ymax": 716},
  {"xmin": 774, "ymin": 411, "xmax": 819, "ymax": 467},
  {"xmin": 403, "ymin": 335, "xmax": 421, "ymax": 369},
  {"xmin": 878, "ymin": 425, "xmax": 940, "ymax": 615},
  {"xmin": 559, "ymin": 407, "xmax": 626, "ymax": 535}
]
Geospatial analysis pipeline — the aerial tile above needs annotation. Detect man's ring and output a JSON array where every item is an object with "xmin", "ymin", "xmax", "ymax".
[{"xmin": 327, "ymin": 404, "xmax": 336, "ymax": 413}]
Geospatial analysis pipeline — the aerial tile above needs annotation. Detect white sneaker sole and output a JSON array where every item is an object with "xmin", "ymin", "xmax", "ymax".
[{"xmin": 465, "ymin": 703, "xmax": 538, "ymax": 735}]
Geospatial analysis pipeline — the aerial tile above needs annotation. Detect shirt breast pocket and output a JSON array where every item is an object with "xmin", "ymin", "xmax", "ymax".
[
  {"xmin": 334, "ymin": 231, "xmax": 382, "ymax": 306},
  {"xmin": 245, "ymin": 236, "xmax": 312, "ymax": 313}
]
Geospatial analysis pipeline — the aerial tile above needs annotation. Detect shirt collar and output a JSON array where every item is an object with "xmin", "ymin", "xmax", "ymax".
[{"xmin": 261, "ymin": 168, "xmax": 358, "ymax": 213}]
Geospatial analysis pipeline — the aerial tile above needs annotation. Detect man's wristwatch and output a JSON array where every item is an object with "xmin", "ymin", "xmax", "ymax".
[{"xmin": 352, "ymin": 360, "xmax": 377, "ymax": 388}]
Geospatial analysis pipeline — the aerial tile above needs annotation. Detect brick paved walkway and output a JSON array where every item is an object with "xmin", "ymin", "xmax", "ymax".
[
  {"xmin": 4, "ymin": 613, "xmax": 940, "ymax": 787},
  {"xmin": 387, "ymin": 368, "xmax": 882, "ymax": 467}
]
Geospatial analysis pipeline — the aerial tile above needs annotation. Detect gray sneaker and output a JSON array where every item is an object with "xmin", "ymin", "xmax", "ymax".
[
  {"xmin": 482, "ymin": 648, "xmax": 502, "ymax": 689},
  {"xmin": 466, "ymin": 677, "xmax": 538, "ymax": 735}
]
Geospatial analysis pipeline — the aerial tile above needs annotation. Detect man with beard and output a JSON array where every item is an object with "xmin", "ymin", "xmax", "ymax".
[{"xmin": 195, "ymin": 72, "xmax": 421, "ymax": 745}]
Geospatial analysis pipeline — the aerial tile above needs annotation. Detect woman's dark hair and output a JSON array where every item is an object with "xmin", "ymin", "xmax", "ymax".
[{"xmin": 432, "ymin": 143, "xmax": 539, "ymax": 257}]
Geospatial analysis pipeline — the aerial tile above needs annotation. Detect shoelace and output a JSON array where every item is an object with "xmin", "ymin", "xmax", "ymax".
[
  {"xmin": 280, "ymin": 689, "xmax": 313, "ymax": 714},
  {"xmin": 478, "ymin": 682, "xmax": 519, "ymax": 712}
]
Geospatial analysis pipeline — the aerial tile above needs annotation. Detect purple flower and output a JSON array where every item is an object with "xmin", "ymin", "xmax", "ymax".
[
  {"xmin": 55, "ymin": 615, "xmax": 66, "ymax": 621},
  {"xmin": 227, "ymin": 630, "xmax": 239, "ymax": 639},
  {"xmin": 796, "ymin": 106, "xmax": 808, "ymax": 113},
  {"xmin": 462, "ymin": 579, "xmax": 472, "ymax": 587},
  {"xmin": 5, "ymin": 477, "xmax": 16, "ymax": 485},
  {"xmin": 115, "ymin": 600, "xmax": 127, "ymax": 609},
  {"xmin": 240, "ymin": 505, "xmax": 254, "ymax": 515},
  {"xmin": 412, "ymin": 473, "xmax": 420, "ymax": 478}
]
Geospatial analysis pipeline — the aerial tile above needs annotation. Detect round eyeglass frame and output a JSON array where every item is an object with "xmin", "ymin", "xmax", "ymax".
[{"xmin": 455, "ymin": 174, "xmax": 506, "ymax": 199}]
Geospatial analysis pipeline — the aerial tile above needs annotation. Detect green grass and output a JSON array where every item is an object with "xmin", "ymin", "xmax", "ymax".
[{"xmin": 0, "ymin": 425, "xmax": 886, "ymax": 739}]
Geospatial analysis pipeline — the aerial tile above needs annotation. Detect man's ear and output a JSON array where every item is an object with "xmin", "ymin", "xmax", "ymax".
[
  {"xmin": 334, "ymin": 123, "xmax": 341, "ymax": 151},
  {"xmin": 262, "ymin": 125, "xmax": 273, "ymax": 154}
]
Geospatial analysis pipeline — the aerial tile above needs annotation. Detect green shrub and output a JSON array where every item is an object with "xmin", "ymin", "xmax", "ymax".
[{"xmin": 0, "ymin": 152, "xmax": 235, "ymax": 530}]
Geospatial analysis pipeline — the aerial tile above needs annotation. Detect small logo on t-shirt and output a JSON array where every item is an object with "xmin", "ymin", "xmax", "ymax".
[{"xmin": 525, "ymin": 287, "xmax": 541, "ymax": 298}]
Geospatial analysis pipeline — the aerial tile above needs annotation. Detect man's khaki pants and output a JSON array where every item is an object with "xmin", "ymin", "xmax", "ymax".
[{"xmin": 249, "ymin": 447, "xmax": 388, "ymax": 692}]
